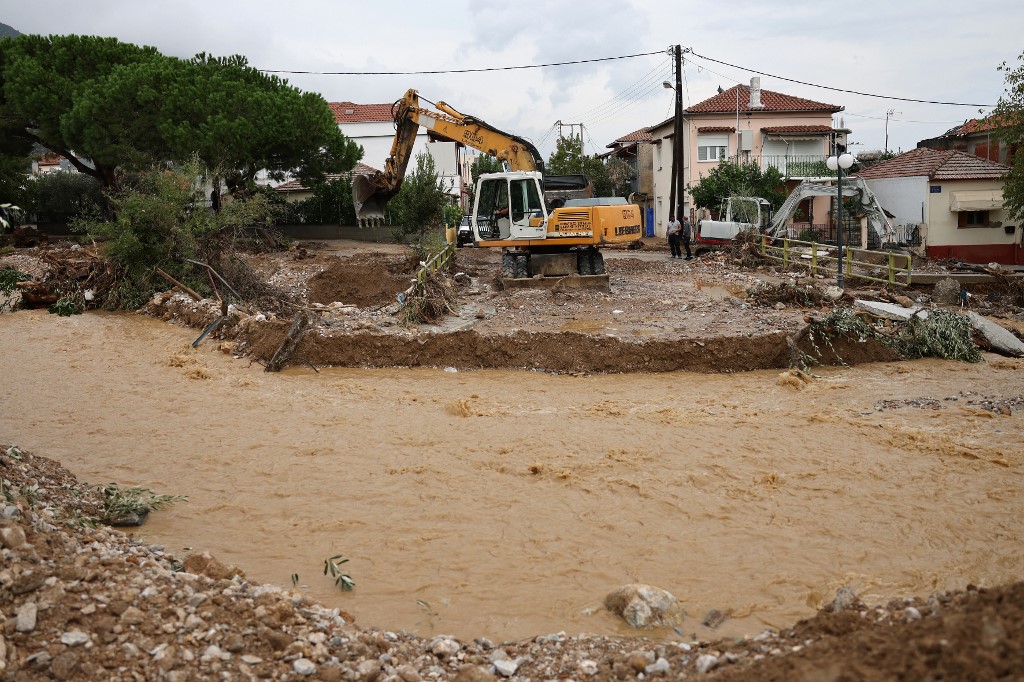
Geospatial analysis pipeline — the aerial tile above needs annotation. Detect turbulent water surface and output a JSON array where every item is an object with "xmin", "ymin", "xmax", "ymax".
[{"xmin": 2, "ymin": 310, "xmax": 1022, "ymax": 642}]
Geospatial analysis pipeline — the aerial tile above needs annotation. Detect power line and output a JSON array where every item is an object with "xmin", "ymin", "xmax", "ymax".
[
  {"xmin": 686, "ymin": 49, "xmax": 995, "ymax": 108},
  {"xmin": 260, "ymin": 50, "xmax": 664, "ymax": 76},
  {"xmin": 846, "ymin": 111, "xmax": 966, "ymax": 124},
  {"xmin": 566, "ymin": 58, "xmax": 670, "ymax": 123}
]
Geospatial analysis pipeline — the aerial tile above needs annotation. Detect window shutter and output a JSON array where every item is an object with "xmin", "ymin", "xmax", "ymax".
[{"xmin": 958, "ymin": 211, "xmax": 967, "ymax": 228}]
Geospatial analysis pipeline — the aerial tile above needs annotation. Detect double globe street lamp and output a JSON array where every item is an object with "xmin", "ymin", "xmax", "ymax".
[{"xmin": 825, "ymin": 152, "xmax": 855, "ymax": 287}]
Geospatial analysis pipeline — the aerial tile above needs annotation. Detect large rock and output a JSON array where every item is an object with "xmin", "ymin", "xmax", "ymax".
[
  {"xmin": 181, "ymin": 551, "xmax": 240, "ymax": 580},
  {"xmin": 604, "ymin": 584, "xmax": 685, "ymax": 629},
  {"xmin": 933, "ymin": 278, "xmax": 961, "ymax": 305}
]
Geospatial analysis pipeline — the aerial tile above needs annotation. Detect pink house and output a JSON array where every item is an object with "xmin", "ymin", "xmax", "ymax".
[{"xmin": 648, "ymin": 78, "xmax": 848, "ymax": 235}]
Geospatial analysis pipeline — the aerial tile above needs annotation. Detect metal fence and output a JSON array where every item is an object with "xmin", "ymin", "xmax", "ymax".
[
  {"xmin": 398, "ymin": 241, "xmax": 456, "ymax": 306},
  {"xmin": 759, "ymin": 155, "xmax": 835, "ymax": 179},
  {"xmin": 760, "ymin": 237, "xmax": 912, "ymax": 287}
]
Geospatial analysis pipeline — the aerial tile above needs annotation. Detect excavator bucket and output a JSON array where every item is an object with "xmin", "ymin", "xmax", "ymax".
[{"xmin": 352, "ymin": 172, "xmax": 388, "ymax": 225}]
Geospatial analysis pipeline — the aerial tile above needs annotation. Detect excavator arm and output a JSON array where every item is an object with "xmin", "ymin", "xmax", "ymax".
[
  {"xmin": 353, "ymin": 89, "xmax": 545, "ymax": 223},
  {"xmin": 767, "ymin": 177, "xmax": 895, "ymax": 244}
]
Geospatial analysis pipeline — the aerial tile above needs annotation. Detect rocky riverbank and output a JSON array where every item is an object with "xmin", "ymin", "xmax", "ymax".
[{"xmin": 2, "ymin": 444, "xmax": 1022, "ymax": 681}]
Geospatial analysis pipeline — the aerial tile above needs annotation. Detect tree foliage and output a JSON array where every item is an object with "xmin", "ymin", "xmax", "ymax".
[
  {"xmin": 284, "ymin": 178, "xmax": 357, "ymax": 225},
  {"xmin": 0, "ymin": 35, "xmax": 361, "ymax": 192},
  {"xmin": 545, "ymin": 136, "xmax": 624, "ymax": 197},
  {"xmin": 24, "ymin": 171, "xmax": 105, "ymax": 223},
  {"xmin": 687, "ymin": 160, "xmax": 786, "ymax": 213},
  {"xmin": 993, "ymin": 50, "xmax": 1024, "ymax": 221},
  {"xmin": 388, "ymin": 152, "xmax": 453, "ymax": 246},
  {"xmin": 75, "ymin": 158, "xmax": 279, "ymax": 310}
]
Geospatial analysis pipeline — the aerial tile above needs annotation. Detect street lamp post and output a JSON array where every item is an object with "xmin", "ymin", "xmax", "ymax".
[{"xmin": 826, "ymin": 152, "xmax": 854, "ymax": 288}]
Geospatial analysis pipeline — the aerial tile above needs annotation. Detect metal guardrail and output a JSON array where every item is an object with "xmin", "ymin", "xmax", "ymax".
[
  {"xmin": 759, "ymin": 155, "xmax": 835, "ymax": 179},
  {"xmin": 397, "ymin": 241, "xmax": 457, "ymax": 306},
  {"xmin": 760, "ymin": 236, "xmax": 912, "ymax": 287}
]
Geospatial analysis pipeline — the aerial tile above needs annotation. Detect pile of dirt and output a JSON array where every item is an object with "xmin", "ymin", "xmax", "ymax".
[
  {"xmin": 307, "ymin": 253, "xmax": 418, "ymax": 308},
  {"xmin": 2, "ymin": 445, "xmax": 1022, "ymax": 680}
]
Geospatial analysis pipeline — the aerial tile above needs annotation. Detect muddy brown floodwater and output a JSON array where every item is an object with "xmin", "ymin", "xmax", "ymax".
[{"xmin": 1, "ymin": 310, "xmax": 1022, "ymax": 645}]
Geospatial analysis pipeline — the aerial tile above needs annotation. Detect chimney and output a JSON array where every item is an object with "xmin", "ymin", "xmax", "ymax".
[{"xmin": 749, "ymin": 77, "xmax": 763, "ymax": 109}]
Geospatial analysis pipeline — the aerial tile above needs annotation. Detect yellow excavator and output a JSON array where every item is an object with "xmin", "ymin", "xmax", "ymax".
[{"xmin": 353, "ymin": 89, "xmax": 642, "ymax": 278}]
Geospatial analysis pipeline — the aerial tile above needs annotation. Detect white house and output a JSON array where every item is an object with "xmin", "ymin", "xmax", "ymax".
[
  {"xmin": 855, "ymin": 147, "xmax": 1020, "ymax": 264},
  {"xmin": 329, "ymin": 101, "xmax": 461, "ymax": 198}
]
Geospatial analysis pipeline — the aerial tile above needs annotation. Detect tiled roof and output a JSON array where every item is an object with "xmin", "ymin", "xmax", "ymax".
[
  {"xmin": 939, "ymin": 116, "xmax": 1010, "ymax": 137},
  {"xmin": 761, "ymin": 125, "xmax": 836, "ymax": 134},
  {"xmin": 854, "ymin": 147, "xmax": 1008, "ymax": 181},
  {"xmin": 697, "ymin": 126, "xmax": 735, "ymax": 133},
  {"xmin": 611, "ymin": 127, "xmax": 652, "ymax": 145},
  {"xmin": 687, "ymin": 85, "xmax": 842, "ymax": 114},
  {"xmin": 274, "ymin": 163, "xmax": 382, "ymax": 192},
  {"xmin": 329, "ymin": 102, "xmax": 395, "ymax": 123},
  {"xmin": 36, "ymin": 152, "xmax": 62, "ymax": 165}
]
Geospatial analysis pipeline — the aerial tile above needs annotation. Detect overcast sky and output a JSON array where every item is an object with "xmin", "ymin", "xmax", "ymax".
[{"xmin": 4, "ymin": 0, "xmax": 1021, "ymax": 162}]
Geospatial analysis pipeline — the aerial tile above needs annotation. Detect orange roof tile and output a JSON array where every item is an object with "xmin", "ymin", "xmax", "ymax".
[
  {"xmin": 854, "ymin": 147, "xmax": 1008, "ymax": 181},
  {"xmin": 697, "ymin": 126, "xmax": 735, "ymax": 133},
  {"xmin": 687, "ymin": 85, "xmax": 842, "ymax": 114},
  {"xmin": 613, "ymin": 127, "xmax": 652, "ymax": 144},
  {"xmin": 329, "ymin": 102, "xmax": 395, "ymax": 123}
]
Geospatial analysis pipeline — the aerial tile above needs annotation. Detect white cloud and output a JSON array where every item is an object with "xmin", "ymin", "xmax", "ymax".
[{"xmin": 2, "ymin": 0, "xmax": 1020, "ymax": 159}]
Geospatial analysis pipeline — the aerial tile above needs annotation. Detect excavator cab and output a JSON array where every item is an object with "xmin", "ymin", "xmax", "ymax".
[{"xmin": 472, "ymin": 172, "xmax": 547, "ymax": 242}]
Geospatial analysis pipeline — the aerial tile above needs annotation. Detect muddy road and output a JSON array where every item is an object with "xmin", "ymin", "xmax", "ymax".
[{"xmin": 2, "ymin": 310, "xmax": 1022, "ymax": 643}]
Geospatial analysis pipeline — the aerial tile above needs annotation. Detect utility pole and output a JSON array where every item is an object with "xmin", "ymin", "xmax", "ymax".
[
  {"xmin": 884, "ymin": 109, "xmax": 900, "ymax": 153},
  {"xmin": 668, "ymin": 44, "xmax": 684, "ymax": 222}
]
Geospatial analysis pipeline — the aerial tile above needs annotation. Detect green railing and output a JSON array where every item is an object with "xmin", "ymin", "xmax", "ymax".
[
  {"xmin": 398, "ymin": 241, "xmax": 457, "ymax": 306},
  {"xmin": 760, "ymin": 236, "xmax": 912, "ymax": 287},
  {"xmin": 759, "ymin": 155, "xmax": 835, "ymax": 179}
]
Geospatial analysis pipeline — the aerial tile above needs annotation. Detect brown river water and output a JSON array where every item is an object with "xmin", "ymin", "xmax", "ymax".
[{"xmin": 1, "ymin": 310, "xmax": 1022, "ymax": 643}]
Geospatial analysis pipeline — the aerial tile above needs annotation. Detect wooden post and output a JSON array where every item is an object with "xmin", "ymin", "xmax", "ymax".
[
  {"xmin": 265, "ymin": 311, "xmax": 310, "ymax": 372},
  {"xmin": 155, "ymin": 267, "xmax": 202, "ymax": 301}
]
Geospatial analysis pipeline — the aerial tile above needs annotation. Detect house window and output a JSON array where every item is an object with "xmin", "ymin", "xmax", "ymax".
[
  {"xmin": 958, "ymin": 210, "xmax": 990, "ymax": 228},
  {"xmin": 697, "ymin": 134, "xmax": 728, "ymax": 162}
]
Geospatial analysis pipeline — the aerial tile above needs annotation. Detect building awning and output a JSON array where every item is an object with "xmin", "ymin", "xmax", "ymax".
[{"xmin": 949, "ymin": 189, "xmax": 1003, "ymax": 211}]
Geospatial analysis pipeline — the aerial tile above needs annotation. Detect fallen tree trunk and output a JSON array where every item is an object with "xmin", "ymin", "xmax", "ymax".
[{"xmin": 264, "ymin": 311, "xmax": 311, "ymax": 372}]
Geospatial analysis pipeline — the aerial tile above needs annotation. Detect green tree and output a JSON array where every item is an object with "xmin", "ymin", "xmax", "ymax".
[
  {"xmin": 546, "ymin": 136, "xmax": 623, "ymax": 197},
  {"xmin": 24, "ymin": 171, "xmax": 105, "ymax": 223},
  {"xmin": 687, "ymin": 160, "xmax": 786, "ymax": 214},
  {"xmin": 388, "ymin": 152, "xmax": 453, "ymax": 247},
  {"xmin": 1, "ymin": 35, "xmax": 360, "ymax": 192},
  {"xmin": 993, "ymin": 50, "xmax": 1024, "ymax": 220},
  {"xmin": 75, "ymin": 158, "xmax": 279, "ymax": 309},
  {"xmin": 466, "ymin": 154, "xmax": 504, "ymax": 207}
]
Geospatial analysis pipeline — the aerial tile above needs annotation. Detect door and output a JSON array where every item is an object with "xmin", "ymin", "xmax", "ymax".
[{"xmin": 508, "ymin": 177, "xmax": 547, "ymax": 239}]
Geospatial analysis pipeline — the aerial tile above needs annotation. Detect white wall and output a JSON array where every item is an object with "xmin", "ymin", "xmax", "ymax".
[
  {"xmin": 863, "ymin": 176, "xmax": 928, "ymax": 225},
  {"xmin": 340, "ymin": 122, "xmax": 461, "ymax": 198}
]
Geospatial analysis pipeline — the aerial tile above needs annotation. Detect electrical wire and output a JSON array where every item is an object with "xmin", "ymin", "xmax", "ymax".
[
  {"xmin": 575, "ymin": 65, "xmax": 674, "ymax": 128},
  {"xmin": 845, "ymin": 111, "xmax": 967, "ymax": 124},
  {"xmin": 260, "ymin": 50, "xmax": 665, "ymax": 76},
  {"xmin": 686, "ymin": 49, "xmax": 995, "ymax": 108},
  {"xmin": 566, "ymin": 58, "xmax": 670, "ymax": 123}
]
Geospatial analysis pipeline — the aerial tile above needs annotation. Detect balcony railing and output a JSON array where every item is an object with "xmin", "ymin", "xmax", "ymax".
[{"xmin": 758, "ymin": 155, "xmax": 836, "ymax": 179}]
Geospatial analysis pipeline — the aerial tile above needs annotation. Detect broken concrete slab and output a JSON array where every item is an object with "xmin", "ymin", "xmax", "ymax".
[
  {"xmin": 854, "ymin": 300, "xmax": 1024, "ymax": 358},
  {"xmin": 854, "ymin": 299, "xmax": 927, "ymax": 321},
  {"xmin": 966, "ymin": 311, "xmax": 1024, "ymax": 358}
]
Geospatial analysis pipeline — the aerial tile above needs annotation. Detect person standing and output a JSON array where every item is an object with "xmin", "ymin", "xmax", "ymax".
[
  {"xmin": 667, "ymin": 214, "xmax": 682, "ymax": 259},
  {"xmin": 681, "ymin": 216, "xmax": 693, "ymax": 260}
]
